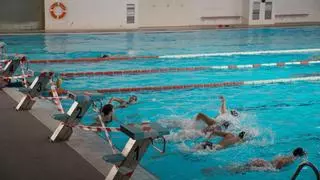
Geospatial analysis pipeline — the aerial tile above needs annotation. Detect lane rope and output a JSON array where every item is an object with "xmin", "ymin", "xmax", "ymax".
[
  {"xmin": 74, "ymin": 76, "xmax": 320, "ymax": 93},
  {"xmin": 59, "ymin": 60, "xmax": 320, "ymax": 78},
  {"xmin": 28, "ymin": 48, "xmax": 320, "ymax": 64},
  {"xmin": 49, "ymin": 80, "xmax": 65, "ymax": 113}
]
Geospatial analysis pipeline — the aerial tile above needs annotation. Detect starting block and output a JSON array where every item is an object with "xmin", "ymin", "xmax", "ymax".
[
  {"xmin": 104, "ymin": 122, "xmax": 169, "ymax": 180},
  {"xmin": 0, "ymin": 42, "xmax": 6, "ymax": 59},
  {"xmin": 121, "ymin": 122, "xmax": 169, "ymax": 140},
  {"xmin": 49, "ymin": 93, "xmax": 104, "ymax": 142},
  {"xmin": 16, "ymin": 71, "xmax": 54, "ymax": 110},
  {"xmin": 0, "ymin": 55, "xmax": 26, "ymax": 78}
]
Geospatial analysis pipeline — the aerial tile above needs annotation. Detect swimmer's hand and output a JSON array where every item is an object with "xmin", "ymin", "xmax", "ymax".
[{"xmin": 219, "ymin": 96, "xmax": 225, "ymax": 101}]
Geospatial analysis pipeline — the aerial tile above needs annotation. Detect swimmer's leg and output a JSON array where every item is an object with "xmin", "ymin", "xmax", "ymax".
[
  {"xmin": 196, "ymin": 113, "xmax": 217, "ymax": 126},
  {"xmin": 228, "ymin": 164, "xmax": 251, "ymax": 174}
]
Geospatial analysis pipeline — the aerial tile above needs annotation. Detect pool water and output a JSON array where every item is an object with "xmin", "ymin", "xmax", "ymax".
[{"xmin": 1, "ymin": 26, "xmax": 320, "ymax": 180}]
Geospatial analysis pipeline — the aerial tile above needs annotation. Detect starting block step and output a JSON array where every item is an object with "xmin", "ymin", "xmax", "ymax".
[
  {"xmin": 103, "ymin": 153, "xmax": 125, "ymax": 164},
  {"xmin": 118, "ymin": 166, "xmax": 134, "ymax": 176},
  {"xmin": 19, "ymin": 87, "xmax": 30, "ymax": 94},
  {"xmin": 120, "ymin": 122, "xmax": 169, "ymax": 140},
  {"xmin": 53, "ymin": 113, "xmax": 70, "ymax": 121}
]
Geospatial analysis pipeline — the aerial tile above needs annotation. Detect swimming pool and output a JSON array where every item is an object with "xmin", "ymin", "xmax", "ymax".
[{"xmin": 1, "ymin": 26, "xmax": 320, "ymax": 180}]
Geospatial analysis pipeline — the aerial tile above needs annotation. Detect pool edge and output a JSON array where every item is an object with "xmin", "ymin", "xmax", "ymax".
[{"xmin": 2, "ymin": 87, "xmax": 158, "ymax": 180}]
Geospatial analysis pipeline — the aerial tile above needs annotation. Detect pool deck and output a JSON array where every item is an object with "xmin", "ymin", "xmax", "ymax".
[{"xmin": 0, "ymin": 88, "xmax": 157, "ymax": 180}]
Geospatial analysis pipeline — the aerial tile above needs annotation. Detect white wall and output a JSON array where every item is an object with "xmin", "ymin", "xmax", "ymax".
[
  {"xmin": 138, "ymin": 0, "xmax": 242, "ymax": 27},
  {"xmin": 44, "ymin": 0, "xmax": 320, "ymax": 31},
  {"xmin": 274, "ymin": 0, "xmax": 320, "ymax": 23},
  {"xmin": 45, "ymin": 0, "xmax": 138, "ymax": 31}
]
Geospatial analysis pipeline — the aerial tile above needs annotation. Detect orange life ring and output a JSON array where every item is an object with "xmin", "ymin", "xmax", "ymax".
[{"xmin": 50, "ymin": 2, "xmax": 67, "ymax": 19}]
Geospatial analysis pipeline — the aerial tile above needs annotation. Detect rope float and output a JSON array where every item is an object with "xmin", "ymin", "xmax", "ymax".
[
  {"xmin": 28, "ymin": 48, "xmax": 320, "ymax": 64},
  {"xmin": 76, "ymin": 125, "xmax": 121, "ymax": 133},
  {"xmin": 59, "ymin": 60, "xmax": 320, "ymax": 78},
  {"xmin": 76, "ymin": 76, "xmax": 320, "ymax": 93},
  {"xmin": 29, "ymin": 56, "xmax": 158, "ymax": 64}
]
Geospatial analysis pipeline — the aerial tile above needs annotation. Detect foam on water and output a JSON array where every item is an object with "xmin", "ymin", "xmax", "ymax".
[{"xmin": 159, "ymin": 111, "xmax": 275, "ymax": 155}]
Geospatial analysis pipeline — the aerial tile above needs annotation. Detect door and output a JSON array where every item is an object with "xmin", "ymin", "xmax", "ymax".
[{"xmin": 250, "ymin": 0, "xmax": 274, "ymax": 25}]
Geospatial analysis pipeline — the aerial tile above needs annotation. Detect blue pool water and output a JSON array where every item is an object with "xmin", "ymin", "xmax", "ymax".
[{"xmin": 1, "ymin": 26, "xmax": 320, "ymax": 180}]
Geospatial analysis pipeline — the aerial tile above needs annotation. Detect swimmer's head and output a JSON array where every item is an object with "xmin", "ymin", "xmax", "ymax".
[
  {"xmin": 222, "ymin": 121, "xmax": 230, "ymax": 129},
  {"xmin": 230, "ymin": 110, "xmax": 239, "ymax": 117},
  {"xmin": 101, "ymin": 104, "xmax": 114, "ymax": 116},
  {"xmin": 129, "ymin": 95, "xmax": 138, "ymax": 103},
  {"xmin": 293, "ymin": 147, "xmax": 306, "ymax": 157},
  {"xmin": 238, "ymin": 131, "xmax": 246, "ymax": 139}
]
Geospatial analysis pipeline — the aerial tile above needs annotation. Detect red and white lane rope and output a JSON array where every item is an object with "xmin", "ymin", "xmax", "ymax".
[
  {"xmin": 20, "ymin": 61, "xmax": 28, "ymax": 87},
  {"xmin": 2, "ymin": 74, "xmax": 32, "ymax": 80},
  {"xmin": 76, "ymin": 125, "xmax": 121, "ymax": 133},
  {"xmin": 28, "ymin": 48, "xmax": 320, "ymax": 64},
  {"xmin": 49, "ymin": 80, "xmax": 65, "ymax": 113},
  {"xmin": 77, "ymin": 76, "xmax": 320, "ymax": 93},
  {"xmin": 0, "ymin": 59, "xmax": 9, "ymax": 63},
  {"xmin": 38, "ymin": 96, "xmax": 69, "ymax": 100},
  {"xmin": 96, "ymin": 113, "xmax": 118, "ymax": 154},
  {"xmin": 59, "ymin": 60, "xmax": 320, "ymax": 78}
]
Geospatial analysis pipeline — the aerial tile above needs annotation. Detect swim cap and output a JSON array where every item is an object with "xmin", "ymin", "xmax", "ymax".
[
  {"xmin": 101, "ymin": 104, "xmax": 114, "ymax": 116},
  {"xmin": 238, "ymin": 131, "xmax": 246, "ymax": 139},
  {"xmin": 230, "ymin": 110, "xmax": 239, "ymax": 117},
  {"xmin": 293, "ymin": 147, "xmax": 306, "ymax": 157},
  {"xmin": 130, "ymin": 95, "xmax": 138, "ymax": 101},
  {"xmin": 202, "ymin": 141, "xmax": 213, "ymax": 150},
  {"xmin": 222, "ymin": 121, "xmax": 230, "ymax": 129}
]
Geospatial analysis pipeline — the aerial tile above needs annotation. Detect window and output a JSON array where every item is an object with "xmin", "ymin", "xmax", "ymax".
[
  {"xmin": 252, "ymin": 1, "xmax": 260, "ymax": 20},
  {"xmin": 265, "ymin": 2, "xmax": 272, "ymax": 20},
  {"xmin": 127, "ymin": 4, "xmax": 135, "ymax": 24}
]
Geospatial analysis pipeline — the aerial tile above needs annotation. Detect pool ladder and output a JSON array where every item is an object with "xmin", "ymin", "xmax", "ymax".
[{"xmin": 291, "ymin": 161, "xmax": 320, "ymax": 180}]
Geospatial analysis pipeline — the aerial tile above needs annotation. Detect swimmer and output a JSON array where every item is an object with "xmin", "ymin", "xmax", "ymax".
[
  {"xmin": 108, "ymin": 95, "xmax": 138, "ymax": 108},
  {"xmin": 196, "ymin": 96, "xmax": 239, "ymax": 132},
  {"xmin": 231, "ymin": 147, "xmax": 307, "ymax": 173},
  {"xmin": 91, "ymin": 104, "xmax": 115, "ymax": 126},
  {"xmin": 196, "ymin": 131, "xmax": 246, "ymax": 151},
  {"xmin": 101, "ymin": 54, "xmax": 110, "ymax": 58}
]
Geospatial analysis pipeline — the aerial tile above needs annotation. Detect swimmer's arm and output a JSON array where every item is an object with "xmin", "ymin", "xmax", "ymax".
[
  {"xmin": 272, "ymin": 156, "xmax": 295, "ymax": 169},
  {"xmin": 219, "ymin": 96, "xmax": 227, "ymax": 114},
  {"xmin": 210, "ymin": 130, "xmax": 229, "ymax": 137},
  {"xmin": 108, "ymin": 97, "xmax": 126, "ymax": 104}
]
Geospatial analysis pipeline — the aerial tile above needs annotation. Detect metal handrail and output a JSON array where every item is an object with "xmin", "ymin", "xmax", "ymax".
[{"xmin": 291, "ymin": 161, "xmax": 320, "ymax": 180}]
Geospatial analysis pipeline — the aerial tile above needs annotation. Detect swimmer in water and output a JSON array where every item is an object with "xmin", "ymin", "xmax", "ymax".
[
  {"xmin": 196, "ymin": 96, "xmax": 239, "ymax": 132},
  {"xmin": 196, "ymin": 131, "xmax": 246, "ymax": 151},
  {"xmin": 230, "ymin": 147, "xmax": 307, "ymax": 173},
  {"xmin": 108, "ymin": 95, "xmax": 138, "ymax": 108},
  {"xmin": 101, "ymin": 54, "xmax": 110, "ymax": 58},
  {"xmin": 91, "ymin": 104, "xmax": 115, "ymax": 126}
]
